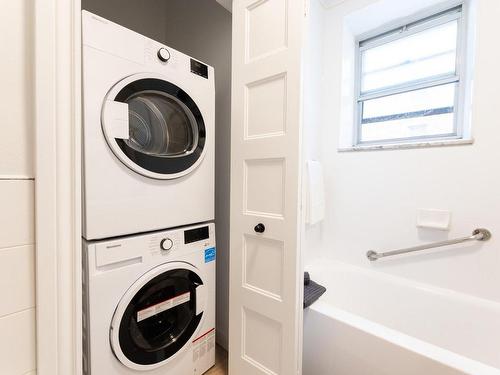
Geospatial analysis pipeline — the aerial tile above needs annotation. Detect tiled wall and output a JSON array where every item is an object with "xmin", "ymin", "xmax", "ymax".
[{"xmin": 0, "ymin": 1, "xmax": 37, "ymax": 374}]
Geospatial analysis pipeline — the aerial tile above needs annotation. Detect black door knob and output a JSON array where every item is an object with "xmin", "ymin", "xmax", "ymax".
[{"xmin": 254, "ymin": 223, "xmax": 265, "ymax": 233}]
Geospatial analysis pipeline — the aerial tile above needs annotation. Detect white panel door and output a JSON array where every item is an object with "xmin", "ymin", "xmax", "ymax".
[{"xmin": 229, "ymin": 0, "xmax": 305, "ymax": 374}]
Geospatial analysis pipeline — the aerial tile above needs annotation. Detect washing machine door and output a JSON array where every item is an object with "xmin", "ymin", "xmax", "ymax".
[
  {"xmin": 102, "ymin": 73, "xmax": 207, "ymax": 180},
  {"xmin": 110, "ymin": 262, "xmax": 206, "ymax": 371}
]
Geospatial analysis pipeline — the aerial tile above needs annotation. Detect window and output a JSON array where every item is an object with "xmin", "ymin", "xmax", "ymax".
[{"xmin": 355, "ymin": 5, "xmax": 466, "ymax": 146}]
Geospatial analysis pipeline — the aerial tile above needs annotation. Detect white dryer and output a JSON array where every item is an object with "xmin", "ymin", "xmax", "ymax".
[
  {"xmin": 82, "ymin": 223, "xmax": 216, "ymax": 375},
  {"xmin": 82, "ymin": 11, "xmax": 215, "ymax": 240}
]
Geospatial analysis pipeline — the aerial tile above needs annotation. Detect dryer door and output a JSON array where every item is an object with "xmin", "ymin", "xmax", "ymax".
[
  {"xmin": 110, "ymin": 262, "xmax": 206, "ymax": 371},
  {"xmin": 102, "ymin": 73, "xmax": 207, "ymax": 180}
]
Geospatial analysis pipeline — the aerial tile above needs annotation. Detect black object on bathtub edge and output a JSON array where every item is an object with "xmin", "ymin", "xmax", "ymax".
[{"xmin": 303, "ymin": 272, "xmax": 326, "ymax": 309}]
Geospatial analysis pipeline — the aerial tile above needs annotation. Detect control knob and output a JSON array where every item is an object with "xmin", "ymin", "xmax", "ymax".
[
  {"xmin": 157, "ymin": 48, "xmax": 171, "ymax": 62},
  {"xmin": 160, "ymin": 238, "xmax": 174, "ymax": 251}
]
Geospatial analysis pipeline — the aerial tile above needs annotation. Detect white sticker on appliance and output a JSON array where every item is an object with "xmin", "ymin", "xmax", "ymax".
[
  {"xmin": 192, "ymin": 329, "xmax": 216, "ymax": 364},
  {"xmin": 137, "ymin": 292, "xmax": 191, "ymax": 322}
]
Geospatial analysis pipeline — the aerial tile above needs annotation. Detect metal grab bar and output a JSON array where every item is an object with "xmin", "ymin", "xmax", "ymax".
[{"xmin": 367, "ymin": 228, "xmax": 492, "ymax": 261}]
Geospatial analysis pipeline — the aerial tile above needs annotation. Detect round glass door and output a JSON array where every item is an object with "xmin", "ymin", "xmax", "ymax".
[
  {"xmin": 110, "ymin": 265, "xmax": 204, "ymax": 369},
  {"xmin": 125, "ymin": 92, "xmax": 197, "ymax": 157},
  {"xmin": 102, "ymin": 75, "xmax": 207, "ymax": 179}
]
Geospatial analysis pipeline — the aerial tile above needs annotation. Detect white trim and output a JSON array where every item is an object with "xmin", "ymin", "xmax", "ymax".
[
  {"xmin": 35, "ymin": 0, "xmax": 82, "ymax": 374},
  {"xmin": 358, "ymin": 74, "xmax": 459, "ymax": 101},
  {"xmin": 338, "ymin": 138, "xmax": 473, "ymax": 152}
]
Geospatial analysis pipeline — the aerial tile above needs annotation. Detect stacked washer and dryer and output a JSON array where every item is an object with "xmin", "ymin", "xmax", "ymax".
[{"xmin": 81, "ymin": 11, "xmax": 216, "ymax": 375}]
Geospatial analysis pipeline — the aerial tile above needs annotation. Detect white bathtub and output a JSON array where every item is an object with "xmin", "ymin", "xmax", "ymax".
[{"xmin": 302, "ymin": 259, "xmax": 500, "ymax": 375}]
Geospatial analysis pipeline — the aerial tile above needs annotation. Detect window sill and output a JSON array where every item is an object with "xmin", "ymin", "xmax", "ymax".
[{"xmin": 338, "ymin": 138, "xmax": 474, "ymax": 152}]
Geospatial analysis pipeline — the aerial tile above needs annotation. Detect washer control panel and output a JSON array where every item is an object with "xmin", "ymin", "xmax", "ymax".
[{"xmin": 93, "ymin": 224, "xmax": 215, "ymax": 267}]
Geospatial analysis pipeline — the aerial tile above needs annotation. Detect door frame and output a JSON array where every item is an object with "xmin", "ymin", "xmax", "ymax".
[{"xmin": 34, "ymin": 0, "xmax": 83, "ymax": 374}]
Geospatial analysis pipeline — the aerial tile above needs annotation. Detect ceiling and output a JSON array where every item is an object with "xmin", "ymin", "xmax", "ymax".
[
  {"xmin": 215, "ymin": 0, "xmax": 350, "ymax": 14},
  {"xmin": 320, "ymin": 0, "xmax": 348, "ymax": 8},
  {"xmin": 216, "ymin": 0, "xmax": 232, "ymax": 12}
]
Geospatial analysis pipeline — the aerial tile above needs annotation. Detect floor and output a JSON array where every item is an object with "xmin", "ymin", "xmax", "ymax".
[{"xmin": 206, "ymin": 345, "xmax": 228, "ymax": 375}]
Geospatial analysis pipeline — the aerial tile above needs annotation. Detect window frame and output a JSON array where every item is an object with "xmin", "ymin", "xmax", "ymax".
[{"xmin": 353, "ymin": 3, "xmax": 468, "ymax": 147}]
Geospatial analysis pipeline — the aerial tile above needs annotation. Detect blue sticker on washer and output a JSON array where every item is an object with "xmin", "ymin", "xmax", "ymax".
[{"xmin": 205, "ymin": 247, "xmax": 216, "ymax": 263}]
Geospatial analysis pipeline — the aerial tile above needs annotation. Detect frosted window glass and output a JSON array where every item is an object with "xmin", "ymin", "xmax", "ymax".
[
  {"xmin": 361, "ymin": 20, "xmax": 458, "ymax": 93},
  {"xmin": 360, "ymin": 84, "xmax": 456, "ymax": 143}
]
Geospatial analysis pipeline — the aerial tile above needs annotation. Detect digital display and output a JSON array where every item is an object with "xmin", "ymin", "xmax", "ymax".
[
  {"xmin": 184, "ymin": 226, "xmax": 209, "ymax": 244},
  {"xmin": 190, "ymin": 59, "xmax": 208, "ymax": 79}
]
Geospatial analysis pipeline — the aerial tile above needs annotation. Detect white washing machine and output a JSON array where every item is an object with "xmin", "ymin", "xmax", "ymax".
[
  {"xmin": 82, "ymin": 223, "xmax": 216, "ymax": 375},
  {"xmin": 82, "ymin": 11, "xmax": 215, "ymax": 240}
]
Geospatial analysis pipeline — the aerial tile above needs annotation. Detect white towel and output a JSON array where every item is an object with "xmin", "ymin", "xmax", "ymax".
[{"xmin": 306, "ymin": 160, "xmax": 325, "ymax": 225}]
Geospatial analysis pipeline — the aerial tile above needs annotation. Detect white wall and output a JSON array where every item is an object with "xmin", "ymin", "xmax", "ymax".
[
  {"xmin": 305, "ymin": 0, "xmax": 500, "ymax": 304},
  {"xmin": 82, "ymin": 0, "xmax": 232, "ymax": 349},
  {"xmin": 80, "ymin": 0, "xmax": 169, "ymax": 44},
  {"xmin": 302, "ymin": 0, "xmax": 326, "ymax": 265},
  {"xmin": 0, "ymin": 1, "xmax": 37, "ymax": 374}
]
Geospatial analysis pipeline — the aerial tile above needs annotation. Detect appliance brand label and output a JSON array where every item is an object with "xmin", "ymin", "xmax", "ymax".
[
  {"xmin": 136, "ymin": 292, "xmax": 190, "ymax": 322},
  {"xmin": 204, "ymin": 247, "xmax": 216, "ymax": 263}
]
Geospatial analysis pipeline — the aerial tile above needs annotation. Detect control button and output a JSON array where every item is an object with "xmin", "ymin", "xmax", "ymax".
[
  {"xmin": 160, "ymin": 238, "xmax": 174, "ymax": 251},
  {"xmin": 157, "ymin": 48, "xmax": 170, "ymax": 62}
]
